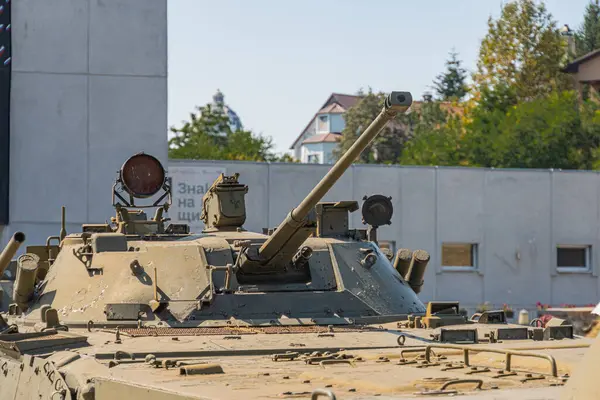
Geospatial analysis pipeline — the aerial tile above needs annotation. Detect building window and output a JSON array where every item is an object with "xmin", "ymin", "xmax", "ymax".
[
  {"xmin": 317, "ymin": 115, "xmax": 329, "ymax": 133},
  {"xmin": 307, "ymin": 154, "xmax": 320, "ymax": 164},
  {"xmin": 557, "ymin": 245, "xmax": 591, "ymax": 273},
  {"xmin": 442, "ymin": 243, "xmax": 478, "ymax": 271}
]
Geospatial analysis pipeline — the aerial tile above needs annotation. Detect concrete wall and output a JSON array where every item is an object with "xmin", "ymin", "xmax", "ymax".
[
  {"xmin": 0, "ymin": 0, "xmax": 168, "ymax": 247},
  {"xmin": 168, "ymin": 160, "xmax": 600, "ymax": 311}
]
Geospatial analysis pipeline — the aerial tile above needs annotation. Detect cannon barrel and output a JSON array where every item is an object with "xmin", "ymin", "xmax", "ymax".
[
  {"xmin": 0, "ymin": 232, "xmax": 26, "ymax": 278},
  {"xmin": 406, "ymin": 249, "xmax": 430, "ymax": 294},
  {"xmin": 393, "ymin": 248, "xmax": 413, "ymax": 278},
  {"xmin": 257, "ymin": 91, "xmax": 413, "ymax": 264}
]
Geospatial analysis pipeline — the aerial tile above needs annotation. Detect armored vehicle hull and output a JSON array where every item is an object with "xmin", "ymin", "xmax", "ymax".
[
  {"xmin": 0, "ymin": 91, "xmax": 594, "ymax": 399},
  {"xmin": 0, "ymin": 317, "xmax": 593, "ymax": 399}
]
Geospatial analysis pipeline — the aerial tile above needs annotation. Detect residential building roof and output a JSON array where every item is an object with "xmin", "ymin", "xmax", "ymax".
[
  {"xmin": 301, "ymin": 132, "xmax": 342, "ymax": 145},
  {"xmin": 317, "ymin": 103, "xmax": 347, "ymax": 114},
  {"xmin": 562, "ymin": 48, "xmax": 600, "ymax": 73},
  {"xmin": 326, "ymin": 93, "xmax": 361, "ymax": 110}
]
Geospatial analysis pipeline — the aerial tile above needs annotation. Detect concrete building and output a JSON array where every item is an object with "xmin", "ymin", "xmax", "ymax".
[{"xmin": 0, "ymin": 0, "xmax": 168, "ymax": 248}]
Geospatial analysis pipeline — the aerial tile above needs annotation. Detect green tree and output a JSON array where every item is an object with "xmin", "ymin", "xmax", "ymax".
[
  {"xmin": 433, "ymin": 50, "xmax": 469, "ymax": 101},
  {"xmin": 169, "ymin": 103, "xmax": 276, "ymax": 161},
  {"xmin": 461, "ymin": 84, "xmax": 517, "ymax": 167},
  {"xmin": 472, "ymin": 0, "xmax": 570, "ymax": 103},
  {"xmin": 399, "ymin": 95, "xmax": 466, "ymax": 166},
  {"xmin": 415, "ymin": 95, "xmax": 450, "ymax": 129},
  {"xmin": 333, "ymin": 88, "xmax": 415, "ymax": 164},
  {"xmin": 399, "ymin": 115, "xmax": 464, "ymax": 166},
  {"xmin": 575, "ymin": 0, "xmax": 600, "ymax": 57},
  {"xmin": 271, "ymin": 153, "xmax": 299, "ymax": 163},
  {"xmin": 402, "ymin": 90, "xmax": 600, "ymax": 170},
  {"xmin": 464, "ymin": 91, "xmax": 600, "ymax": 169}
]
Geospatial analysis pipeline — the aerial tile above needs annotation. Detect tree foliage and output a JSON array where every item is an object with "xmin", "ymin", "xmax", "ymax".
[
  {"xmin": 350, "ymin": 0, "xmax": 600, "ymax": 171},
  {"xmin": 473, "ymin": 91, "xmax": 600, "ymax": 169},
  {"xmin": 275, "ymin": 153, "xmax": 299, "ymax": 163},
  {"xmin": 399, "ymin": 115, "xmax": 464, "ymax": 166},
  {"xmin": 433, "ymin": 50, "xmax": 469, "ymax": 101},
  {"xmin": 169, "ymin": 104, "xmax": 282, "ymax": 162},
  {"xmin": 472, "ymin": 0, "xmax": 570, "ymax": 103},
  {"xmin": 402, "ymin": 91, "xmax": 600, "ymax": 170},
  {"xmin": 413, "ymin": 98, "xmax": 450, "ymax": 130},
  {"xmin": 575, "ymin": 0, "xmax": 600, "ymax": 57}
]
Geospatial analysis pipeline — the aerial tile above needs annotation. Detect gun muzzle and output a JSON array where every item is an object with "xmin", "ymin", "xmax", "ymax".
[{"xmin": 0, "ymin": 232, "xmax": 26, "ymax": 278}]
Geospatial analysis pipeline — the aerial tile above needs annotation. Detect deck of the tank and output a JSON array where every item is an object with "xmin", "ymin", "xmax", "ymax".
[{"xmin": 54, "ymin": 322, "xmax": 592, "ymax": 399}]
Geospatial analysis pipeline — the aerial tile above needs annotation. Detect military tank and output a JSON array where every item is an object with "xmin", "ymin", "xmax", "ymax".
[{"xmin": 0, "ymin": 91, "xmax": 595, "ymax": 399}]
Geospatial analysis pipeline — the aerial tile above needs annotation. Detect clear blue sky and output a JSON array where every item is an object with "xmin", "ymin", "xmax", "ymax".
[{"xmin": 168, "ymin": 0, "xmax": 590, "ymax": 155}]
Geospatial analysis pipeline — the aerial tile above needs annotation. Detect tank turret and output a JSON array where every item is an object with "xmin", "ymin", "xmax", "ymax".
[{"xmin": 7, "ymin": 91, "xmax": 427, "ymax": 325}]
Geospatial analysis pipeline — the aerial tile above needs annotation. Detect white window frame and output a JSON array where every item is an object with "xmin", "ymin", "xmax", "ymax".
[
  {"xmin": 441, "ymin": 243, "xmax": 478, "ymax": 272},
  {"xmin": 316, "ymin": 114, "xmax": 330, "ymax": 133},
  {"xmin": 556, "ymin": 244, "xmax": 591, "ymax": 274}
]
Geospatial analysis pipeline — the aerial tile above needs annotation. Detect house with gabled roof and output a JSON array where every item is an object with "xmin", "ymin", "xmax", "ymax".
[{"xmin": 289, "ymin": 93, "xmax": 361, "ymax": 164}]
